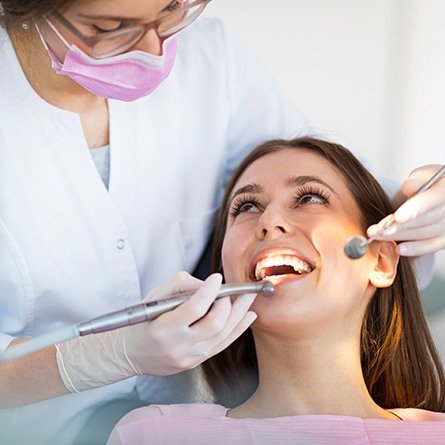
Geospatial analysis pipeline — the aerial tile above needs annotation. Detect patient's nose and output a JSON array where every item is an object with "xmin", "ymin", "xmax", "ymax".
[{"xmin": 256, "ymin": 206, "xmax": 292, "ymax": 240}]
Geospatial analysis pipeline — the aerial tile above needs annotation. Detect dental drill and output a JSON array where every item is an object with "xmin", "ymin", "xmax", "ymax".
[
  {"xmin": 0, "ymin": 281, "xmax": 274, "ymax": 364},
  {"xmin": 344, "ymin": 164, "xmax": 445, "ymax": 259}
]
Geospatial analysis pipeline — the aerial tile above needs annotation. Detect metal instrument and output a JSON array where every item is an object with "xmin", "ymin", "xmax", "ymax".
[
  {"xmin": 344, "ymin": 164, "xmax": 445, "ymax": 259},
  {"xmin": 0, "ymin": 281, "xmax": 274, "ymax": 363}
]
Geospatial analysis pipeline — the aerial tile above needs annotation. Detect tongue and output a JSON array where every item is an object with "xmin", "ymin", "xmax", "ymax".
[{"xmin": 264, "ymin": 265, "xmax": 299, "ymax": 276}]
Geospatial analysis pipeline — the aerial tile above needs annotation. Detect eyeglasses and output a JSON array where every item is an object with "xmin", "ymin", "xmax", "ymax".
[{"xmin": 43, "ymin": 0, "xmax": 212, "ymax": 59}]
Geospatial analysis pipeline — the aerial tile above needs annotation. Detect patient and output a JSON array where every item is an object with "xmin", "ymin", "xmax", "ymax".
[{"xmin": 109, "ymin": 137, "xmax": 445, "ymax": 444}]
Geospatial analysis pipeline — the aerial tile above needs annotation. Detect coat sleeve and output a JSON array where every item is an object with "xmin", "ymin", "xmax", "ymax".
[{"xmin": 0, "ymin": 218, "xmax": 31, "ymax": 352}]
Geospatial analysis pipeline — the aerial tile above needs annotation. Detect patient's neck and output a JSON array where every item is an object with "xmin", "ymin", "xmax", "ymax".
[{"xmin": 228, "ymin": 331, "xmax": 391, "ymax": 420}]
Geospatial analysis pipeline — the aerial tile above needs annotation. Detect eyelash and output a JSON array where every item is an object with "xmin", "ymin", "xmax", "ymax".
[
  {"xmin": 229, "ymin": 195, "xmax": 260, "ymax": 217},
  {"xmin": 163, "ymin": 0, "xmax": 182, "ymax": 13},
  {"xmin": 92, "ymin": 22, "xmax": 128, "ymax": 33},
  {"xmin": 293, "ymin": 185, "xmax": 331, "ymax": 207},
  {"xmin": 229, "ymin": 185, "xmax": 331, "ymax": 217}
]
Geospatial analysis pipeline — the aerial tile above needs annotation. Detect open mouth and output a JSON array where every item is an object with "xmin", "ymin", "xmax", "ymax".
[{"xmin": 251, "ymin": 254, "xmax": 314, "ymax": 284}]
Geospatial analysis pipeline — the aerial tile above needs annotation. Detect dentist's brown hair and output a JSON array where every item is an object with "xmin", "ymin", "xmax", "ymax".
[
  {"xmin": 0, "ymin": 0, "xmax": 75, "ymax": 28},
  {"xmin": 203, "ymin": 136, "xmax": 445, "ymax": 411}
]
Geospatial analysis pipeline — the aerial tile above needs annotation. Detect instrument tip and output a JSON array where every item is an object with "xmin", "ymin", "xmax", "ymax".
[
  {"xmin": 260, "ymin": 281, "xmax": 275, "ymax": 297},
  {"xmin": 344, "ymin": 236, "xmax": 368, "ymax": 259}
]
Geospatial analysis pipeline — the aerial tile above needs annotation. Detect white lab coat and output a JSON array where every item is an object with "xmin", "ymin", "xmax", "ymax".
[{"xmin": 0, "ymin": 18, "xmax": 309, "ymax": 444}]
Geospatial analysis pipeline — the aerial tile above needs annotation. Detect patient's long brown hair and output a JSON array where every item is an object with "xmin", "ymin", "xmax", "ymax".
[{"xmin": 202, "ymin": 136, "xmax": 445, "ymax": 411}]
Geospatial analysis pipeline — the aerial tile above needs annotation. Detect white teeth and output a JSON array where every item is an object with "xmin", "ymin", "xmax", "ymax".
[{"xmin": 254, "ymin": 255, "xmax": 313, "ymax": 281}]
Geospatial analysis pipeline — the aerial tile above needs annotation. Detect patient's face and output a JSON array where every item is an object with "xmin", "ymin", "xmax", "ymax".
[{"xmin": 222, "ymin": 148, "xmax": 378, "ymax": 336}]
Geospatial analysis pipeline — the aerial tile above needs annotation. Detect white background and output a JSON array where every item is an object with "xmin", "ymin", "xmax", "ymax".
[
  {"xmin": 203, "ymin": 0, "xmax": 444, "ymax": 272},
  {"xmin": 203, "ymin": 0, "xmax": 445, "ymax": 353}
]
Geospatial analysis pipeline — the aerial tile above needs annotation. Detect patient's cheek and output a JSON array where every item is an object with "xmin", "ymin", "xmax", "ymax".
[{"xmin": 314, "ymin": 229, "xmax": 370, "ymax": 290}]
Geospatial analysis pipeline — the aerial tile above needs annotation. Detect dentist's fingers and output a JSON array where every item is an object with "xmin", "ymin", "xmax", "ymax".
[
  {"xmin": 193, "ymin": 293, "xmax": 257, "ymax": 358},
  {"xmin": 388, "ymin": 206, "xmax": 444, "ymax": 231},
  {"xmin": 366, "ymin": 165, "xmax": 445, "ymax": 258},
  {"xmin": 142, "ymin": 271, "xmax": 203, "ymax": 303},
  {"xmin": 368, "ymin": 183, "xmax": 444, "ymax": 238},
  {"xmin": 190, "ymin": 292, "xmax": 256, "ymax": 341},
  {"xmin": 395, "ymin": 164, "xmax": 445, "ymax": 224},
  {"xmin": 367, "ymin": 214, "xmax": 394, "ymax": 238},
  {"xmin": 394, "ymin": 183, "xmax": 445, "ymax": 225},
  {"xmin": 208, "ymin": 293, "xmax": 257, "ymax": 350},
  {"xmin": 367, "ymin": 216, "xmax": 445, "ymax": 256},
  {"xmin": 148, "ymin": 292, "xmax": 257, "ymax": 371},
  {"xmin": 371, "ymin": 220, "xmax": 445, "ymax": 242},
  {"xmin": 208, "ymin": 311, "xmax": 257, "ymax": 357},
  {"xmin": 188, "ymin": 296, "xmax": 233, "ymax": 337},
  {"xmin": 117, "ymin": 273, "xmax": 258, "ymax": 377},
  {"xmin": 147, "ymin": 273, "xmax": 222, "ymax": 345},
  {"xmin": 167, "ymin": 273, "xmax": 223, "ymax": 326},
  {"xmin": 401, "ymin": 164, "xmax": 444, "ymax": 197},
  {"xmin": 397, "ymin": 237, "xmax": 445, "ymax": 257}
]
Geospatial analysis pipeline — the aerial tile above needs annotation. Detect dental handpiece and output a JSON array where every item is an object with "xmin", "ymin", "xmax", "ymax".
[
  {"xmin": 77, "ymin": 281, "xmax": 274, "ymax": 335},
  {"xmin": 344, "ymin": 164, "xmax": 445, "ymax": 259},
  {"xmin": 0, "ymin": 281, "xmax": 274, "ymax": 363}
]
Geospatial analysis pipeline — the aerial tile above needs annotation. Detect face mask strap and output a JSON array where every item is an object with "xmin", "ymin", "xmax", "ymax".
[
  {"xmin": 34, "ymin": 23, "xmax": 51, "ymax": 53},
  {"xmin": 38, "ymin": 16, "xmax": 71, "ymax": 50},
  {"xmin": 34, "ymin": 18, "xmax": 67, "ymax": 71}
]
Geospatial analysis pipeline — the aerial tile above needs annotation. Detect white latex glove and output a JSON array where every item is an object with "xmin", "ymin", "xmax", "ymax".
[
  {"xmin": 56, "ymin": 272, "xmax": 257, "ymax": 392},
  {"xmin": 367, "ymin": 164, "xmax": 445, "ymax": 257},
  {"xmin": 123, "ymin": 271, "xmax": 258, "ymax": 375}
]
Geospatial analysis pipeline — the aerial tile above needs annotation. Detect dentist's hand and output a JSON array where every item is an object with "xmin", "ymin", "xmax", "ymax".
[
  {"xmin": 367, "ymin": 164, "xmax": 445, "ymax": 256},
  {"xmin": 56, "ymin": 272, "xmax": 257, "ymax": 392},
  {"xmin": 123, "ymin": 272, "xmax": 257, "ymax": 376}
]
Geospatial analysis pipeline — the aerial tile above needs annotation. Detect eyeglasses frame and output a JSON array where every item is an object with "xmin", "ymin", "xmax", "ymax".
[{"xmin": 42, "ymin": 0, "xmax": 212, "ymax": 58}]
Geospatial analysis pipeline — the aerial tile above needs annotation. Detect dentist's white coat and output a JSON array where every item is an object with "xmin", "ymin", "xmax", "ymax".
[{"xmin": 0, "ymin": 18, "xmax": 309, "ymax": 444}]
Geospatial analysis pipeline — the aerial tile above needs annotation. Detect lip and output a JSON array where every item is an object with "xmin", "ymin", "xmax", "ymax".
[{"xmin": 248, "ymin": 246, "xmax": 316, "ymax": 282}]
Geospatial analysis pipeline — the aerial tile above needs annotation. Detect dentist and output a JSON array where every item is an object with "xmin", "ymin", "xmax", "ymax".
[
  {"xmin": 0, "ymin": 1, "xmax": 443, "ymax": 444},
  {"xmin": 0, "ymin": 1, "xmax": 308, "ymax": 443}
]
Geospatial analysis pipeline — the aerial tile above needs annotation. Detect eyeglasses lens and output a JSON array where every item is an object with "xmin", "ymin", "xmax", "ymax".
[
  {"xmin": 93, "ymin": 30, "xmax": 144, "ymax": 58},
  {"xmin": 92, "ymin": 1, "xmax": 208, "ymax": 58},
  {"xmin": 158, "ymin": 2, "xmax": 205, "ymax": 36}
]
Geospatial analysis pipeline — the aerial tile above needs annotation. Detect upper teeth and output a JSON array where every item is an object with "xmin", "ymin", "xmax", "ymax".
[{"xmin": 255, "ymin": 255, "xmax": 313, "ymax": 281}]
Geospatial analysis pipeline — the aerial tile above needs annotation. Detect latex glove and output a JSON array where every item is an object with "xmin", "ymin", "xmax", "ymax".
[
  {"xmin": 123, "ymin": 271, "xmax": 258, "ymax": 375},
  {"xmin": 367, "ymin": 164, "xmax": 445, "ymax": 256},
  {"xmin": 56, "ymin": 272, "xmax": 257, "ymax": 392}
]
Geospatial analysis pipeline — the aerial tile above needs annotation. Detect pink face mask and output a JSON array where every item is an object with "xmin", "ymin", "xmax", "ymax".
[{"xmin": 36, "ymin": 23, "xmax": 177, "ymax": 102}]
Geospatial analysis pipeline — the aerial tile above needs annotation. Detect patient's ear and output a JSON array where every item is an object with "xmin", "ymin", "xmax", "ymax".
[{"xmin": 369, "ymin": 241, "xmax": 399, "ymax": 288}]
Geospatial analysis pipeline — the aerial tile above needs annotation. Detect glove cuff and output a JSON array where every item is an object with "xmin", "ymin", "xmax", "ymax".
[{"xmin": 56, "ymin": 329, "xmax": 137, "ymax": 392}]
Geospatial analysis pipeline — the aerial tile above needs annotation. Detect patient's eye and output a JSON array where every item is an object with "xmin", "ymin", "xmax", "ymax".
[
  {"xmin": 294, "ymin": 185, "xmax": 331, "ymax": 207},
  {"xmin": 229, "ymin": 195, "xmax": 261, "ymax": 217}
]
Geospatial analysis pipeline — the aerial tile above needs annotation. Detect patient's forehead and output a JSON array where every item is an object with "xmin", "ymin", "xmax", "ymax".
[
  {"xmin": 234, "ymin": 148, "xmax": 349, "ymax": 192},
  {"xmin": 231, "ymin": 148, "xmax": 363, "ymax": 223}
]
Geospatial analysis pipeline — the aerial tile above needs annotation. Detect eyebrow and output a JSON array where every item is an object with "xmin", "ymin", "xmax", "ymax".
[
  {"xmin": 76, "ymin": 0, "xmax": 178, "ymax": 21},
  {"xmin": 230, "ymin": 175, "xmax": 337, "ymax": 200},
  {"xmin": 285, "ymin": 175, "xmax": 337, "ymax": 194},
  {"xmin": 231, "ymin": 183, "xmax": 263, "ymax": 200}
]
